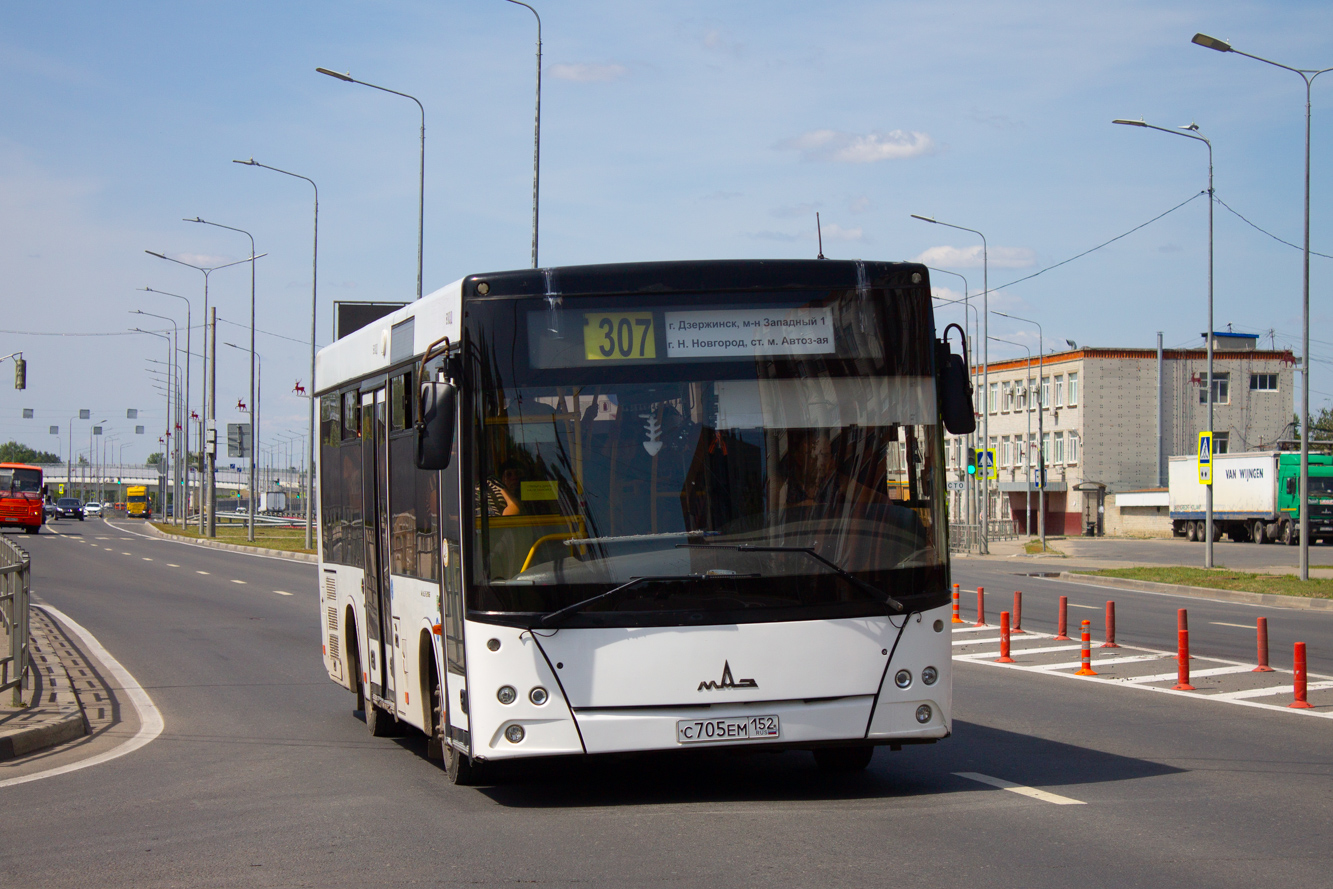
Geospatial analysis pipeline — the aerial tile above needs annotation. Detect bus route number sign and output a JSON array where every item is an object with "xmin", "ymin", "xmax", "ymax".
[{"xmin": 584, "ymin": 312, "xmax": 657, "ymax": 361}]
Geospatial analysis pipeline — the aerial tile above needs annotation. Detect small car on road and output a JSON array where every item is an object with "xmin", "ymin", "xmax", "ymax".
[
  {"xmin": 84, "ymin": 501, "xmax": 103, "ymax": 517},
  {"xmin": 55, "ymin": 497, "xmax": 84, "ymax": 520}
]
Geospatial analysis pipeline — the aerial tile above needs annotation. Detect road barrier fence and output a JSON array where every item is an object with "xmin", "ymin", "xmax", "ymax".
[{"xmin": 0, "ymin": 536, "xmax": 31, "ymax": 706}]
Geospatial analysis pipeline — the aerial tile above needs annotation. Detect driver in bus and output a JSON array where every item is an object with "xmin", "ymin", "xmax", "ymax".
[{"xmin": 483, "ymin": 460, "xmax": 526, "ymax": 516}]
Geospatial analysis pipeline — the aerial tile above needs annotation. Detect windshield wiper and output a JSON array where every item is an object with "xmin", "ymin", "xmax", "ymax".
[
  {"xmin": 540, "ymin": 572, "xmax": 756, "ymax": 628},
  {"xmin": 681, "ymin": 544, "xmax": 904, "ymax": 613}
]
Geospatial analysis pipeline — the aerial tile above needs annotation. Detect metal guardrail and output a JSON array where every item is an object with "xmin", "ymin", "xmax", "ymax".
[
  {"xmin": 989, "ymin": 519, "xmax": 1018, "ymax": 541},
  {"xmin": 949, "ymin": 520, "xmax": 1020, "ymax": 553},
  {"xmin": 0, "ymin": 535, "xmax": 31, "ymax": 706}
]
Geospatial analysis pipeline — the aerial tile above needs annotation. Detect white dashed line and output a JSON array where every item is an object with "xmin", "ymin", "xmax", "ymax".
[
  {"xmin": 142, "ymin": 557, "xmax": 153, "ymax": 561},
  {"xmin": 1067, "ymin": 603, "xmax": 1100, "ymax": 610},
  {"xmin": 197, "ymin": 570, "xmax": 209, "ymax": 575},
  {"xmin": 1123, "ymin": 664, "xmax": 1254, "ymax": 684},
  {"xmin": 167, "ymin": 563, "xmax": 180, "ymax": 568},
  {"xmin": 273, "ymin": 590, "xmax": 293, "ymax": 596},
  {"xmin": 231, "ymin": 579, "xmax": 246, "ymax": 585},
  {"xmin": 1210, "ymin": 622, "xmax": 1256, "ymax": 629},
  {"xmin": 953, "ymin": 772, "xmax": 1085, "ymax": 805}
]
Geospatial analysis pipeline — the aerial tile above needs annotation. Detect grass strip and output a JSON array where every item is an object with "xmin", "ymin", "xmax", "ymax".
[
  {"xmin": 1087, "ymin": 566, "xmax": 1333, "ymax": 600},
  {"xmin": 149, "ymin": 521, "xmax": 315, "ymax": 554},
  {"xmin": 1024, "ymin": 539, "xmax": 1065, "ymax": 556}
]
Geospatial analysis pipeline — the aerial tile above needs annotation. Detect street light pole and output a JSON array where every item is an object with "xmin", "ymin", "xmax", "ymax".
[
  {"xmin": 990, "ymin": 335, "xmax": 1034, "ymax": 536},
  {"xmin": 928, "ymin": 270, "xmax": 977, "ymax": 531},
  {"xmin": 317, "ymin": 67, "xmax": 425, "ymax": 301},
  {"xmin": 145, "ymin": 249, "xmax": 263, "ymax": 535},
  {"xmin": 223, "ymin": 342, "xmax": 261, "ymax": 528},
  {"xmin": 187, "ymin": 217, "xmax": 258, "ymax": 543},
  {"xmin": 134, "ymin": 311, "xmax": 181, "ymax": 525},
  {"xmin": 914, "ymin": 214, "xmax": 989, "ymax": 553},
  {"xmin": 1192, "ymin": 33, "xmax": 1332, "ymax": 581},
  {"xmin": 141, "ymin": 287, "xmax": 192, "ymax": 523},
  {"xmin": 504, "ymin": 0, "xmax": 542, "ymax": 267},
  {"xmin": 1112, "ymin": 117, "xmax": 1215, "ymax": 568},
  {"xmin": 233, "ymin": 158, "xmax": 319, "ymax": 549}
]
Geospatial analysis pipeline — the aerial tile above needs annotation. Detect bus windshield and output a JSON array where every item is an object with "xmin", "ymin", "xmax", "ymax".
[
  {"xmin": 0, "ymin": 467, "xmax": 42, "ymax": 495},
  {"xmin": 466, "ymin": 287, "xmax": 947, "ymax": 626}
]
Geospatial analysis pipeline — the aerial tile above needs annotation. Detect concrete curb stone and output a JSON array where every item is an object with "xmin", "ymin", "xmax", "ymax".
[
  {"xmin": 131, "ymin": 519, "xmax": 318, "ymax": 563},
  {"xmin": 1059, "ymin": 571, "xmax": 1333, "ymax": 612},
  {"xmin": 0, "ymin": 608, "xmax": 88, "ymax": 761}
]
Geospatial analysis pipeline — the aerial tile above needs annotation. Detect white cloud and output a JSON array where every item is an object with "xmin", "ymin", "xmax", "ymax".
[
  {"xmin": 848, "ymin": 196, "xmax": 871, "ymax": 214},
  {"xmin": 549, "ymin": 63, "xmax": 627, "ymax": 83},
  {"xmin": 770, "ymin": 201, "xmax": 822, "ymax": 219},
  {"xmin": 821, "ymin": 223, "xmax": 864, "ymax": 242},
  {"xmin": 777, "ymin": 129, "xmax": 934, "ymax": 163},
  {"xmin": 912, "ymin": 245, "xmax": 1036, "ymax": 269}
]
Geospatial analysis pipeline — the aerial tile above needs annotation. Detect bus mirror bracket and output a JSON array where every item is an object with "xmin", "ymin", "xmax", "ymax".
[
  {"xmin": 416, "ymin": 336, "xmax": 457, "ymax": 471},
  {"xmin": 937, "ymin": 323, "xmax": 976, "ymax": 436}
]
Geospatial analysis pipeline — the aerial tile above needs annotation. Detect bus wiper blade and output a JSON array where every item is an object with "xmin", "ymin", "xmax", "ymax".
[
  {"xmin": 540, "ymin": 574, "xmax": 699, "ymax": 628},
  {"xmin": 731, "ymin": 545, "xmax": 904, "ymax": 613}
]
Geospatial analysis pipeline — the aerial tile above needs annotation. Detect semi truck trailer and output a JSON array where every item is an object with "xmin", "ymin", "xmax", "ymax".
[{"xmin": 1168, "ymin": 451, "xmax": 1333, "ymax": 545}]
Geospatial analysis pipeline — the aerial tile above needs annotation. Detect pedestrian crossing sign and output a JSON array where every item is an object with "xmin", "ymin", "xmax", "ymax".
[
  {"xmin": 981, "ymin": 449, "xmax": 997, "ymax": 480},
  {"xmin": 1198, "ymin": 431, "xmax": 1213, "ymax": 485}
]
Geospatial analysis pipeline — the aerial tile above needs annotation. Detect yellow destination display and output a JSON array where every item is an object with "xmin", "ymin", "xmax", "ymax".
[
  {"xmin": 584, "ymin": 312, "xmax": 657, "ymax": 361},
  {"xmin": 521, "ymin": 480, "xmax": 559, "ymax": 501}
]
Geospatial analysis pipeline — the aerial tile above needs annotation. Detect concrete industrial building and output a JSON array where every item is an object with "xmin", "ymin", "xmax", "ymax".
[{"xmin": 946, "ymin": 333, "xmax": 1295, "ymax": 535}]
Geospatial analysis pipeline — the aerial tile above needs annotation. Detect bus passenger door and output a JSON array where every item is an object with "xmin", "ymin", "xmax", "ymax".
[{"xmin": 362, "ymin": 388, "xmax": 395, "ymax": 710}]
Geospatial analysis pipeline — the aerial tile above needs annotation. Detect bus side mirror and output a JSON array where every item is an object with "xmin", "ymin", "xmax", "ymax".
[
  {"xmin": 937, "ymin": 348, "xmax": 976, "ymax": 436},
  {"xmin": 416, "ymin": 381, "xmax": 457, "ymax": 470}
]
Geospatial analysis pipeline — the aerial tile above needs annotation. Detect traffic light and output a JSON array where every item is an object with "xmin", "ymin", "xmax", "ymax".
[
  {"xmin": 14, "ymin": 357, "xmax": 25, "ymax": 390},
  {"xmin": 966, "ymin": 447, "xmax": 978, "ymax": 476}
]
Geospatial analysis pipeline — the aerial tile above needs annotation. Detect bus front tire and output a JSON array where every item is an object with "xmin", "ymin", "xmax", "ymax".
[
  {"xmin": 813, "ymin": 745, "xmax": 874, "ymax": 772},
  {"xmin": 444, "ymin": 742, "xmax": 486, "ymax": 785}
]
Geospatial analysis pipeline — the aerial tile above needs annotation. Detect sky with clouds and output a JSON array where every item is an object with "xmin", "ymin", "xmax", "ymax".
[{"xmin": 2, "ymin": 0, "xmax": 1332, "ymax": 462}]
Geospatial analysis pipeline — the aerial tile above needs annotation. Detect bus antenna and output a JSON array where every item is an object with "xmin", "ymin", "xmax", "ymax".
[{"xmin": 816, "ymin": 212, "xmax": 825, "ymax": 260}]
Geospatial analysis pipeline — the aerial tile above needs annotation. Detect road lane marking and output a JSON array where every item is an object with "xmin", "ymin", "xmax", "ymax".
[
  {"xmin": 1212, "ymin": 680, "xmax": 1333, "ymax": 701},
  {"xmin": 167, "ymin": 563, "xmax": 180, "ymax": 567},
  {"xmin": 953, "ymin": 635, "xmax": 1001, "ymax": 646},
  {"xmin": 142, "ymin": 557, "xmax": 153, "ymax": 561},
  {"xmin": 1067, "ymin": 603, "xmax": 1099, "ymax": 610},
  {"xmin": 1123, "ymin": 665, "xmax": 1253, "ymax": 684},
  {"xmin": 197, "ymin": 570, "xmax": 209, "ymax": 575},
  {"xmin": 0, "ymin": 605, "xmax": 164, "ymax": 789},
  {"xmin": 231, "ymin": 579, "xmax": 246, "ymax": 585},
  {"xmin": 273, "ymin": 590, "xmax": 293, "ymax": 596},
  {"xmin": 953, "ymin": 772, "xmax": 1085, "ymax": 805},
  {"xmin": 951, "ymin": 625, "xmax": 998, "ymax": 634},
  {"xmin": 122, "ymin": 552, "xmax": 132, "ymax": 556},
  {"xmin": 1210, "ymin": 622, "xmax": 1256, "ymax": 629},
  {"xmin": 104, "ymin": 547, "xmax": 113, "ymax": 551},
  {"xmin": 96, "ymin": 537, "xmax": 109, "ymax": 540},
  {"xmin": 957, "ymin": 643, "xmax": 1083, "ymax": 658},
  {"xmin": 1035, "ymin": 653, "xmax": 1165, "ymax": 671}
]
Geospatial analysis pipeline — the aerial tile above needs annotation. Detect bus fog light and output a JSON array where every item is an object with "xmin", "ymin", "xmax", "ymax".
[
  {"xmin": 529, "ymin": 686, "xmax": 549, "ymax": 705},
  {"xmin": 497, "ymin": 685, "xmax": 517, "ymax": 705},
  {"xmin": 933, "ymin": 619, "xmax": 944, "ymax": 632},
  {"xmin": 487, "ymin": 638, "xmax": 501, "ymax": 651},
  {"xmin": 915, "ymin": 704, "xmax": 932, "ymax": 724},
  {"xmin": 922, "ymin": 666, "xmax": 938, "ymax": 686},
  {"xmin": 894, "ymin": 669, "xmax": 912, "ymax": 689},
  {"xmin": 504, "ymin": 724, "xmax": 525, "ymax": 743}
]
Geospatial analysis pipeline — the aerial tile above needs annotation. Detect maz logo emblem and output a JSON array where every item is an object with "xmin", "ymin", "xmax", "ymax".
[{"xmin": 698, "ymin": 661, "xmax": 757, "ymax": 691}]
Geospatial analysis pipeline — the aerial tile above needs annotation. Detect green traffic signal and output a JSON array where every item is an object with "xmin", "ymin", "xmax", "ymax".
[{"xmin": 966, "ymin": 447, "xmax": 977, "ymax": 475}]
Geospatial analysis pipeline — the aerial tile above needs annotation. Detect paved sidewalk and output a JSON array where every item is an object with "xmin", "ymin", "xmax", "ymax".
[{"xmin": 0, "ymin": 607, "xmax": 87, "ymax": 760}]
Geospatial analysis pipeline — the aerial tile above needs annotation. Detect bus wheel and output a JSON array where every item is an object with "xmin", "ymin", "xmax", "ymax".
[
  {"xmin": 813, "ymin": 745, "xmax": 874, "ymax": 772},
  {"xmin": 426, "ymin": 675, "xmax": 445, "ymax": 762},
  {"xmin": 24, "ymin": 525, "xmax": 38, "ymax": 534},
  {"xmin": 444, "ymin": 742, "xmax": 486, "ymax": 786},
  {"xmin": 366, "ymin": 700, "xmax": 398, "ymax": 737}
]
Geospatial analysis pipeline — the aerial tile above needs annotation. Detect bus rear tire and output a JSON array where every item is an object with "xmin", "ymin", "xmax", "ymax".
[{"xmin": 813, "ymin": 744, "xmax": 874, "ymax": 772}]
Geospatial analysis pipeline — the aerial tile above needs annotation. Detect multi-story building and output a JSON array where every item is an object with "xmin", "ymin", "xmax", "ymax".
[{"xmin": 945, "ymin": 333, "xmax": 1295, "ymax": 535}]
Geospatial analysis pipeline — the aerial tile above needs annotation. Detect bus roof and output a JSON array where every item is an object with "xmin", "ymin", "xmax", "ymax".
[{"xmin": 0, "ymin": 463, "xmax": 43, "ymax": 472}]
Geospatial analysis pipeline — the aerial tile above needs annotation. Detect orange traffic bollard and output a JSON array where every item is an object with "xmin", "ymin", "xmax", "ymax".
[
  {"xmin": 1253, "ymin": 617, "xmax": 1274, "ymax": 672},
  {"xmin": 952, "ymin": 583, "xmax": 963, "ymax": 623},
  {"xmin": 1290, "ymin": 642, "xmax": 1313, "ymax": 709},
  {"xmin": 1101, "ymin": 601, "xmax": 1120, "ymax": 648},
  {"xmin": 974, "ymin": 587, "xmax": 987, "ymax": 627},
  {"xmin": 996, "ymin": 611, "xmax": 1015, "ymax": 663},
  {"xmin": 1054, "ymin": 596, "xmax": 1071, "ymax": 640},
  {"xmin": 1075, "ymin": 620, "xmax": 1097, "ymax": 676},
  {"xmin": 1012, "ymin": 591, "xmax": 1025, "ymax": 634},
  {"xmin": 1173, "ymin": 609, "xmax": 1195, "ymax": 691}
]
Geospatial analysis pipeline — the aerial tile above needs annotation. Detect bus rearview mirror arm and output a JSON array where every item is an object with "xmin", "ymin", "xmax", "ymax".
[
  {"xmin": 416, "ymin": 334, "xmax": 457, "ymax": 471},
  {"xmin": 938, "ymin": 323, "xmax": 976, "ymax": 435}
]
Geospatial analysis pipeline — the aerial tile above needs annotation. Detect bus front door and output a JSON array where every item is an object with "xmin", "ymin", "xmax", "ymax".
[{"xmin": 362, "ymin": 388, "xmax": 395, "ymax": 713}]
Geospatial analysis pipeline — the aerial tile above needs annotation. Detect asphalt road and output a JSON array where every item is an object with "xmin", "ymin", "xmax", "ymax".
[
  {"xmin": 1029, "ymin": 534, "xmax": 1333, "ymax": 570},
  {"xmin": 1, "ymin": 518, "xmax": 1330, "ymax": 888}
]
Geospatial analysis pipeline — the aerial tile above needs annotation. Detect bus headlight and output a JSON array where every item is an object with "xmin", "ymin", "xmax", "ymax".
[
  {"xmin": 915, "ymin": 704, "xmax": 932, "ymax": 724},
  {"xmin": 922, "ymin": 666, "xmax": 939, "ymax": 686},
  {"xmin": 504, "ymin": 724, "xmax": 525, "ymax": 743},
  {"xmin": 529, "ymin": 686, "xmax": 549, "ymax": 705},
  {"xmin": 497, "ymin": 685, "xmax": 517, "ymax": 705},
  {"xmin": 894, "ymin": 670, "xmax": 912, "ymax": 689}
]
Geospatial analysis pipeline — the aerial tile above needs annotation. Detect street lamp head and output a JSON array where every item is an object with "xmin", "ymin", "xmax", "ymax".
[
  {"xmin": 1192, "ymin": 33, "xmax": 1232, "ymax": 52},
  {"xmin": 1112, "ymin": 118, "xmax": 1147, "ymax": 127},
  {"xmin": 316, "ymin": 67, "xmax": 353, "ymax": 82},
  {"xmin": 233, "ymin": 158, "xmax": 259, "ymax": 166},
  {"xmin": 145, "ymin": 249, "xmax": 167, "ymax": 259},
  {"xmin": 184, "ymin": 217, "xmax": 204, "ymax": 224},
  {"xmin": 910, "ymin": 214, "xmax": 938, "ymax": 224},
  {"xmin": 1181, "ymin": 122, "xmax": 1200, "ymax": 132}
]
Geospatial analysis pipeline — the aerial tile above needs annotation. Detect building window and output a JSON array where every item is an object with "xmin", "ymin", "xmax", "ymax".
[
  {"xmin": 1251, "ymin": 373, "xmax": 1278, "ymax": 391},
  {"xmin": 1067, "ymin": 372, "xmax": 1078, "ymax": 406},
  {"xmin": 1054, "ymin": 432, "xmax": 1065, "ymax": 464},
  {"xmin": 1068, "ymin": 433, "xmax": 1079, "ymax": 464},
  {"xmin": 989, "ymin": 382, "xmax": 999, "ymax": 414},
  {"xmin": 1200, "ymin": 372, "xmax": 1230, "ymax": 405},
  {"xmin": 1028, "ymin": 433, "xmax": 1036, "ymax": 468},
  {"xmin": 1030, "ymin": 381, "xmax": 1039, "ymax": 412},
  {"xmin": 1001, "ymin": 382, "xmax": 1011, "ymax": 412},
  {"xmin": 1054, "ymin": 375, "xmax": 1064, "ymax": 407},
  {"xmin": 1214, "ymin": 432, "xmax": 1229, "ymax": 454},
  {"xmin": 1041, "ymin": 432, "xmax": 1051, "ymax": 464},
  {"xmin": 1002, "ymin": 436, "xmax": 1011, "ymax": 467},
  {"xmin": 1016, "ymin": 383, "xmax": 1027, "ymax": 412},
  {"xmin": 1041, "ymin": 376, "xmax": 1050, "ymax": 409}
]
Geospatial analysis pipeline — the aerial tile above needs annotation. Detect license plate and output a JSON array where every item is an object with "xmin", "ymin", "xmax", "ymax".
[{"xmin": 676, "ymin": 715, "xmax": 780, "ymax": 744}]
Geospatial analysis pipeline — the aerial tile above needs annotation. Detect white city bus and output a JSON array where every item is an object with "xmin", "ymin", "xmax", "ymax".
[{"xmin": 316, "ymin": 259, "xmax": 975, "ymax": 784}]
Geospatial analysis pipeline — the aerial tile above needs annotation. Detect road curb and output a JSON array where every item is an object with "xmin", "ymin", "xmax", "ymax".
[
  {"xmin": 1059, "ymin": 572, "xmax": 1333, "ymax": 611},
  {"xmin": 0, "ymin": 609, "xmax": 88, "ymax": 761},
  {"xmin": 132, "ymin": 520, "xmax": 318, "ymax": 563}
]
